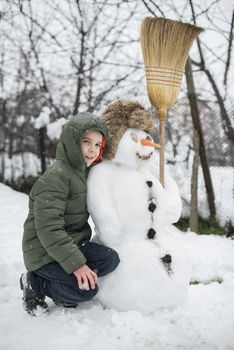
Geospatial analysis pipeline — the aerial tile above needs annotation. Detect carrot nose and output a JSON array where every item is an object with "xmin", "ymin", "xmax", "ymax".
[{"xmin": 140, "ymin": 139, "xmax": 161, "ymax": 148}]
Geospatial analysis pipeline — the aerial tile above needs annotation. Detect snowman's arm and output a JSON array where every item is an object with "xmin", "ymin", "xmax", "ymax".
[
  {"xmin": 87, "ymin": 164, "xmax": 122, "ymax": 247},
  {"xmin": 163, "ymin": 172, "xmax": 182, "ymax": 223},
  {"xmin": 148, "ymin": 157, "xmax": 182, "ymax": 223}
]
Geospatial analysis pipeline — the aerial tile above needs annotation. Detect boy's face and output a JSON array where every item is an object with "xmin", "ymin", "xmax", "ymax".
[{"xmin": 80, "ymin": 130, "xmax": 103, "ymax": 166}]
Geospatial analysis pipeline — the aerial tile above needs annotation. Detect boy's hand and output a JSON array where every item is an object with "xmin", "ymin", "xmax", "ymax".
[{"xmin": 73, "ymin": 265, "xmax": 97, "ymax": 290}]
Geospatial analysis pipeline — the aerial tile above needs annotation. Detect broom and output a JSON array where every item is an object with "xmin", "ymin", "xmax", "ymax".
[{"xmin": 140, "ymin": 17, "xmax": 203, "ymax": 186}]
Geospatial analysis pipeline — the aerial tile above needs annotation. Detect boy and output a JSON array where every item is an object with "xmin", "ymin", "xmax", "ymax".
[{"xmin": 20, "ymin": 112, "xmax": 120, "ymax": 315}]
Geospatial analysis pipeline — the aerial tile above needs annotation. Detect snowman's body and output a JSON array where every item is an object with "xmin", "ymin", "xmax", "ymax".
[{"xmin": 87, "ymin": 128, "xmax": 191, "ymax": 313}]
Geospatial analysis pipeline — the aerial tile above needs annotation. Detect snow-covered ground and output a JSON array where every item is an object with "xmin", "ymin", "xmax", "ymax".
[{"xmin": 0, "ymin": 183, "xmax": 234, "ymax": 350}]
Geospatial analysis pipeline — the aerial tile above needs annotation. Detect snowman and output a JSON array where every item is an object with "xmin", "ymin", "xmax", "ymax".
[{"xmin": 87, "ymin": 100, "xmax": 191, "ymax": 314}]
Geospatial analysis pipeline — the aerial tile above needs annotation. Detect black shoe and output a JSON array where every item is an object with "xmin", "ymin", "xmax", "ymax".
[
  {"xmin": 20, "ymin": 272, "xmax": 48, "ymax": 316},
  {"xmin": 54, "ymin": 301, "xmax": 78, "ymax": 308}
]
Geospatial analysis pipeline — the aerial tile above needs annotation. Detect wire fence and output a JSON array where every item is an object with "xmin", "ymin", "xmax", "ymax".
[
  {"xmin": 163, "ymin": 99, "xmax": 234, "ymax": 230},
  {"xmin": 0, "ymin": 98, "xmax": 233, "ymax": 230}
]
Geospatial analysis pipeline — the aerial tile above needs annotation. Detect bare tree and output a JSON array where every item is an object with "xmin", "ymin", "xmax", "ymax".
[
  {"xmin": 188, "ymin": 0, "xmax": 234, "ymax": 143},
  {"xmin": 1, "ymin": 0, "xmax": 141, "ymax": 116}
]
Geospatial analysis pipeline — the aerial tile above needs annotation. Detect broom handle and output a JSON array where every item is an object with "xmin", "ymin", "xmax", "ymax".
[{"xmin": 159, "ymin": 118, "xmax": 165, "ymax": 187}]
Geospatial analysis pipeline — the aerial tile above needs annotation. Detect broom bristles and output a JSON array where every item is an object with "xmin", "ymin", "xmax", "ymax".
[{"xmin": 141, "ymin": 17, "xmax": 204, "ymax": 118}]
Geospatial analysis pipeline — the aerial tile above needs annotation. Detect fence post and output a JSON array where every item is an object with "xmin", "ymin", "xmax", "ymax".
[{"xmin": 185, "ymin": 57, "xmax": 216, "ymax": 218}]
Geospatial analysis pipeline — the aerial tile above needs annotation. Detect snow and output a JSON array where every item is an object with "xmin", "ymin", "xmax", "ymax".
[
  {"xmin": 47, "ymin": 117, "xmax": 68, "ymax": 141},
  {"xmin": 1, "ymin": 184, "xmax": 234, "ymax": 348},
  {"xmin": 34, "ymin": 107, "xmax": 51, "ymax": 129},
  {"xmin": 1, "ymin": 152, "xmax": 41, "ymax": 181}
]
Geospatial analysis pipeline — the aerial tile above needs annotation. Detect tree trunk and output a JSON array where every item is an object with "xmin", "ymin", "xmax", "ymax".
[
  {"xmin": 73, "ymin": 27, "xmax": 86, "ymax": 116},
  {"xmin": 190, "ymin": 130, "xmax": 199, "ymax": 232},
  {"xmin": 0, "ymin": 98, "xmax": 7, "ymax": 180},
  {"xmin": 185, "ymin": 57, "xmax": 216, "ymax": 218},
  {"xmin": 39, "ymin": 127, "xmax": 46, "ymax": 174}
]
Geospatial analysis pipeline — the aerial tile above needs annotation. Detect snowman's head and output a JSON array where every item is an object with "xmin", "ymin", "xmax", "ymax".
[{"xmin": 113, "ymin": 128, "xmax": 160, "ymax": 169}]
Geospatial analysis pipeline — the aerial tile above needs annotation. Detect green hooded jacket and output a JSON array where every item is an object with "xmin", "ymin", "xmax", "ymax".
[{"xmin": 22, "ymin": 112, "xmax": 108, "ymax": 274}]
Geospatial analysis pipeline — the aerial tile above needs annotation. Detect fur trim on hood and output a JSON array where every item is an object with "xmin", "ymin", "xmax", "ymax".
[{"xmin": 101, "ymin": 100, "xmax": 153, "ymax": 160}]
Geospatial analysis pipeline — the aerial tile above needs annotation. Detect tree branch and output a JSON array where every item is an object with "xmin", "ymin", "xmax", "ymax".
[
  {"xmin": 224, "ymin": 9, "xmax": 234, "ymax": 86},
  {"xmin": 141, "ymin": 0, "xmax": 165, "ymax": 17},
  {"xmin": 189, "ymin": 0, "xmax": 234, "ymax": 142}
]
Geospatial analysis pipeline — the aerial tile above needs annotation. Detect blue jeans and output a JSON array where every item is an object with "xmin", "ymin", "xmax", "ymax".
[{"xmin": 31, "ymin": 242, "xmax": 120, "ymax": 304}]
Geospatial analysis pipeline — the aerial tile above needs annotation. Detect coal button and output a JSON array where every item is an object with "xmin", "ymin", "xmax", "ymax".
[
  {"xmin": 161, "ymin": 254, "xmax": 172, "ymax": 264},
  {"xmin": 148, "ymin": 202, "xmax": 156, "ymax": 212},
  {"xmin": 147, "ymin": 228, "xmax": 156, "ymax": 239}
]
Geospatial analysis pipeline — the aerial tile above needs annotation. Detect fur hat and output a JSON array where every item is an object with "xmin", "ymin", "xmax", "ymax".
[{"xmin": 101, "ymin": 100, "xmax": 154, "ymax": 160}]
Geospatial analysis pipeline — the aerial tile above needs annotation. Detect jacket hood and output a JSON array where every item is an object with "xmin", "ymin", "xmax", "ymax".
[{"xmin": 56, "ymin": 112, "xmax": 109, "ymax": 171}]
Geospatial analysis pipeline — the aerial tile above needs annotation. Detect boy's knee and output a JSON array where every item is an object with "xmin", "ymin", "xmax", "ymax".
[
  {"xmin": 107, "ymin": 248, "xmax": 120, "ymax": 273},
  {"xmin": 81, "ymin": 284, "xmax": 99, "ymax": 302},
  {"xmin": 77, "ymin": 284, "xmax": 98, "ymax": 303}
]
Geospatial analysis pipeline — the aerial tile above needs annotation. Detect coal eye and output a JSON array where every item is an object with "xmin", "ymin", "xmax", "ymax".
[
  {"xmin": 131, "ymin": 133, "xmax": 138, "ymax": 142},
  {"xmin": 146, "ymin": 135, "xmax": 152, "ymax": 141}
]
